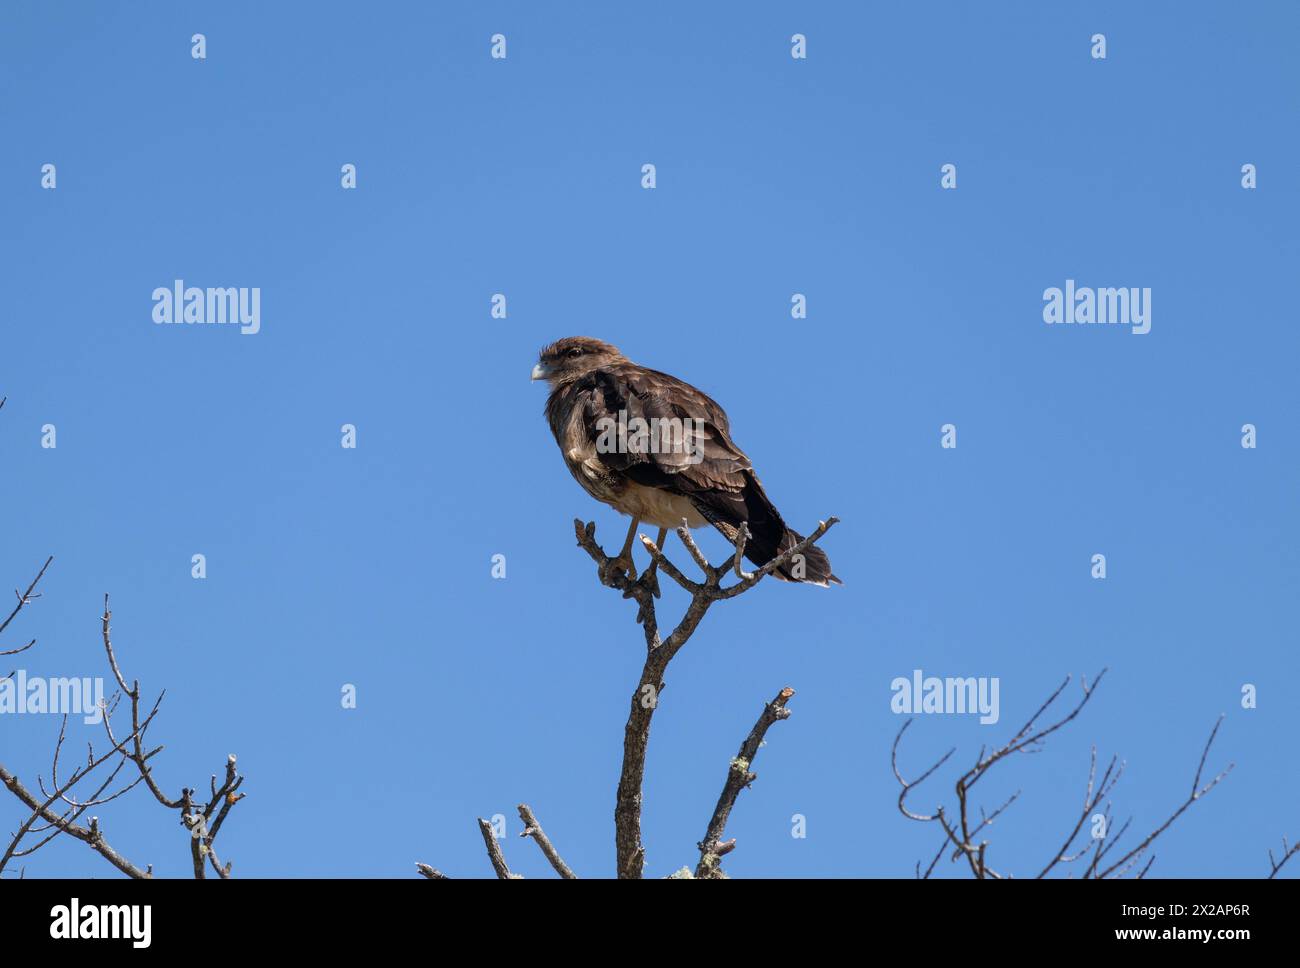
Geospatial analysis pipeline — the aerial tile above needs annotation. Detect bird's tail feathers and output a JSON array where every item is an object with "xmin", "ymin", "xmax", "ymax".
[
  {"xmin": 768, "ymin": 526, "xmax": 840, "ymax": 586},
  {"xmin": 702, "ymin": 473, "xmax": 840, "ymax": 586}
]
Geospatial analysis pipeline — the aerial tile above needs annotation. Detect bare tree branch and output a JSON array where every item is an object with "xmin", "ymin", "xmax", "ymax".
[
  {"xmin": 695, "ymin": 686, "xmax": 795, "ymax": 879},
  {"xmin": 1268, "ymin": 837, "xmax": 1300, "ymax": 879},
  {"xmin": 0, "ymin": 556, "xmax": 246, "ymax": 879},
  {"xmin": 892, "ymin": 671, "xmax": 1240, "ymax": 880},
  {"xmin": 517, "ymin": 803, "xmax": 577, "ymax": 879},
  {"xmin": 1, "ymin": 739, "xmax": 155, "ymax": 880},
  {"xmin": 575, "ymin": 514, "xmax": 838, "ymax": 878},
  {"xmin": 101, "ymin": 595, "xmax": 184, "ymax": 810},
  {"xmin": 0, "ymin": 556, "xmax": 51, "ymax": 661},
  {"xmin": 1094, "ymin": 717, "xmax": 1232, "ymax": 879},
  {"xmin": 476, "ymin": 818, "xmax": 520, "ymax": 879},
  {"xmin": 1036, "ymin": 747, "xmax": 1123, "ymax": 878}
]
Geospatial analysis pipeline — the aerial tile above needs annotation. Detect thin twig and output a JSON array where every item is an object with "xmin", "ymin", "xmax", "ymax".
[
  {"xmin": 1268, "ymin": 838, "xmax": 1300, "ymax": 879},
  {"xmin": 517, "ymin": 804, "xmax": 577, "ymax": 879}
]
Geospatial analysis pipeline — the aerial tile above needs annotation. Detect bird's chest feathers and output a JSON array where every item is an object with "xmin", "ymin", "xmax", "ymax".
[
  {"xmin": 560, "ymin": 411, "xmax": 622, "ymax": 499},
  {"xmin": 557, "ymin": 412, "xmax": 704, "ymax": 528}
]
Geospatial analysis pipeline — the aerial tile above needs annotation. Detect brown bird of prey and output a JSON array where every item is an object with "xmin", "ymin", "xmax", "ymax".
[{"xmin": 532, "ymin": 336, "xmax": 838, "ymax": 586}]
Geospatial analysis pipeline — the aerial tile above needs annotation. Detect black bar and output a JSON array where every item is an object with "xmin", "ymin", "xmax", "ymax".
[{"xmin": 2, "ymin": 876, "xmax": 1292, "ymax": 952}]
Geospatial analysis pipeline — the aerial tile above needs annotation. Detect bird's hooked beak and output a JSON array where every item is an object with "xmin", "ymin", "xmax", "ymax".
[{"xmin": 530, "ymin": 361, "xmax": 553, "ymax": 381}]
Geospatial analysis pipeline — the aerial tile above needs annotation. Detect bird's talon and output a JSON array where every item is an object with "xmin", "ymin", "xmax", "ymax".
[{"xmin": 600, "ymin": 554, "xmax": 636, "ymax": 586}]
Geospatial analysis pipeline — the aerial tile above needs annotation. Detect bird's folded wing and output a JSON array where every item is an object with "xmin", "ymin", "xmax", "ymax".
[{"xmin": 575, "ymin": 366, "xmax": 751, "ymax": 497}]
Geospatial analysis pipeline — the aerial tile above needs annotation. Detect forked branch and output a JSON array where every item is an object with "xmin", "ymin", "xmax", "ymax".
[{"xmin": 892, "ymin": 671, "xmax": 1236, "ymax": 879}]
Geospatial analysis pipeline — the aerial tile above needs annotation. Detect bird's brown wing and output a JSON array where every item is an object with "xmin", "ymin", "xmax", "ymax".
[
  {"xmin": 578, "ymin": 363, "xmax": 752, "ymax": 501},
  {"xmin": 577, "ymin": 364, "xmax": 777, "ymax": 546},
  {"xmin": 572, "ymin": 362, "xmax": 838, "ymax": 585}
]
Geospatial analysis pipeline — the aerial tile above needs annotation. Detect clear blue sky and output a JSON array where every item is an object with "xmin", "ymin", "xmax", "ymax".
[{"xmin": 2, "ymin": 1, "xmax": 1296, "ymax": 878}]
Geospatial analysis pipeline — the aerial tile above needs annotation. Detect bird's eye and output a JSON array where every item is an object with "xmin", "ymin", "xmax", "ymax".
[{"xmin": 567, "ymin": 347, "xmax": 584, "ymax": 358}]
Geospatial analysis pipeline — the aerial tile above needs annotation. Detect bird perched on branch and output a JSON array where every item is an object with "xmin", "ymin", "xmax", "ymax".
[{"xmin": 532, "ymin": 336, "xmax": 839, "ymax": 586}]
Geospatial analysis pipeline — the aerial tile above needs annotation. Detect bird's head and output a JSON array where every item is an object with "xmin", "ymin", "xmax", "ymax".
[{"xmin": 531, "ymin": 337, "xmax": 626, "ymax": 385}]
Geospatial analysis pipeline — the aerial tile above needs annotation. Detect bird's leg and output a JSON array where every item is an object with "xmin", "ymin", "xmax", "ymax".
[
  {"xmin": 602, "ymin": 517, "xmax": 640, "ymax": 584},
  {"xmin": 731, "ymin": 522, "xmax": 754, "ymax": 581},
  {"xmin": 619, "ymin": 518, "xmax": 639, "ymax": 580}
]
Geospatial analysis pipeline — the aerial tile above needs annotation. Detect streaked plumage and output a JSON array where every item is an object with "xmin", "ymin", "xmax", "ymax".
[{"xmin": 532, "ymin": 337, "xmax": 839, "ymax": 586}]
